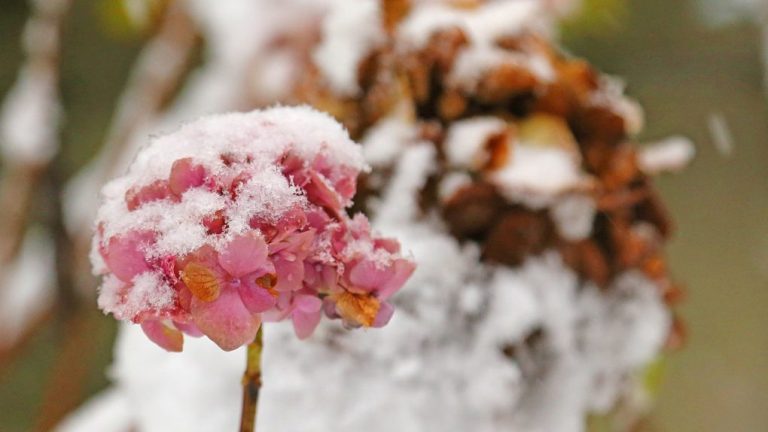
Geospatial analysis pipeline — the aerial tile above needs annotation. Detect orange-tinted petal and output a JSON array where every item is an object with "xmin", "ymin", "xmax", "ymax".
[
  {"xmin": 333, "ymin": 291, "xmax": 381, "ymax": 327},
  {"xmin": 181, "ymin": 262, "xmax": 221, "ymax": 302}
]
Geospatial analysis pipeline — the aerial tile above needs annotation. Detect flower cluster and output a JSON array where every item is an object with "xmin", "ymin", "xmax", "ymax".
[{"xmin": 92, "ymin": 107, "xmax": 414, "ymax": 351}]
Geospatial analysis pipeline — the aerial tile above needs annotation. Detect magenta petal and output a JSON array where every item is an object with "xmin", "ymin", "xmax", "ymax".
[
  {"xmin": 273, "ymin": 256, "xmax": 304, "ymax": 292},
  {"xmin": 372, "ymin": 301, "xmax": 395, "ymax": 328},
  {"xmin": 377, "ymin": 259, "xmax": 416, "ymax": 300},
  {"xmin": 238, "ymin": 278, "xmax": 277, "ymax": 313},
  {"xmin": 292, "ymin": 309, "xmax": 321, "ymax": 340},
  {"xmin": 191, "ymin": 289, "xmax": 260, "ymax": 351},
  {"xmin": 218, "ymin": 233, "xmax": 269, "ymax": 278},
  {"xmin": 169, "ymin": 157, "xmax": 207, "ymax": 196},
  {"xmin": 103, "ymin": 231, "xmax": 153, "ymax": 282},
  {"xmin": 348, "ymin": 259, "xmax": 394, "ymax": 292},
  {"xmin": 141, "ymin": 320, "xmax": 184, "ymax": 352},
  {"xmin": 294, "ymin": 294, "xmax": 322, "ymax": 313}
]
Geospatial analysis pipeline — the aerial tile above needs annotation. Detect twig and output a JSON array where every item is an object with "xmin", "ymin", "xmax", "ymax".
[
  {"xmin": 0, "ymin": 0, "xmax": 71, "ymax": 268},
  {"xmin": 95, "ymin": 1, "xmax": 200, "ymax": 176},
  {"xmin": 29, "ymin": 4, "xmax": 201, "ymax": 428},
  {"xmin": 0, "ymin": 0, "xmax": 72, "ymax": 379},
  {"xmin": 239, "ymin": 327, "xmax": 264, "ymax": 432}
]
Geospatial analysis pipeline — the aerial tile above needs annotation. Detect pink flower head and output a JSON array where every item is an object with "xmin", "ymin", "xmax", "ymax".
[{"xmin": 92, "ymin": 107, "xmax": 415, "ymax": 351}]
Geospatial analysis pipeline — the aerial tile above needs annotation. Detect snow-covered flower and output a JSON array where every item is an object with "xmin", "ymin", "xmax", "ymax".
[{"xmin": 92, "ymin": 106, "xmax": 414, "ymax": 352}]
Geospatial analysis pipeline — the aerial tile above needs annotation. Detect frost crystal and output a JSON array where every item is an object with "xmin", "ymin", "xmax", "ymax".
[{"xmin": 91, "ymin": 106, "xmax": 414, "ymax": 351}]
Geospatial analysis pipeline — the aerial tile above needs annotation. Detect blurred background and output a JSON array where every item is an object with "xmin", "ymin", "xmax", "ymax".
[{"xmin": 0, "ymin": 0, "xmax": 766, "ymax": 431}]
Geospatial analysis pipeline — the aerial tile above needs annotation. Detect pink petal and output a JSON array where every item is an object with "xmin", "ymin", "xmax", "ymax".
[
  {"xmin": 377, "ymin": 259, "xmax": 416, "ymax": 300},
  {"xmin": 276, "ymin": 290, "xmax": 293, "ymax": 309},
  {"xmin": 273, "ymin": 255, "xmax": 304, "ymax": 292},
  {"xmin": 103, "ymin": 231, "xmax": 153, "ymax": 282},
  {"xmin": 169, "ymin": 158, "xmax": 207, "ymax": 196},
  {"xmin": 202, "ymin": 210, "xmax": 226, "ymax": 234},
  {"xmin": 374, "ymin": 237, "xmax": 401, "ymax": 254},
  {"xmin": 141, "ymin": 320, "xmax": 184, "ymax": 352},
  {"xmin": 321, "ymin": 265, "xmax": 340, "ymax": 292},
  {"xmin": 191, "ymin": 289, "xmax": 261, "ymax": 351},
  {"xmin": 218, "ymin": 233, "xmax": 269, "ymax": 278},
  {"xmin": 173, "ymin": 320, "xmax": 204, "ymax": 337},
  {"xmin": 273, "ymin": 207, "xmax": 308, "ymax": 240},
  {"xmin": 292, "ymin": 309, "xmax": 322, "ymax": 340},
  {"xmin": 270, "ymin": 229, "xmax": 315, "ymax": 257},
  {"xmin": 322, "ymin": 297, "xmax": 340, "ymax": 319},
  {"xmin": 372, "ymin": 301, "xmax": 395, "ymax": 328},
  {"xmin": 348, "ymin": 259, "xmax": 395, "ymax": 292},
  {"xmin": 262, "ymin": 308, "xmax": 290, "ymax": 323},
  {"xmin": 303, "ymin": 262, "xmax": 321, "ymax": 287},
  {"xmin": 294, "ymin": 294, "xmax": 322, "ymax": 313},
  {"xmin": 333, "ymin": 168, "xmax": 357, "ymax": 201},
  {"xmin": 238, "ymin": 278, "xmax": 277, "ymax": 313},
  {"xmin": 125, "ymin": 180, "xmax": 173, "ymax": 211},
  {"xmin": 228, "ymin": 172, "xmax": 250, "ymax": 199},
  {"xmin": 305, "ymin": 170, "xmax": 342, "ymax": 213}
]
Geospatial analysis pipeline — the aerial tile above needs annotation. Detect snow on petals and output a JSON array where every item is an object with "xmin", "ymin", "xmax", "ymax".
[{"xmin": 91, "ymin": 106, "xmax": 414, "ymax": 351}]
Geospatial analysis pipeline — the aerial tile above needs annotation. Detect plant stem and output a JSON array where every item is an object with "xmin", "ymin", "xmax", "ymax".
[{"xmin": 239, "ymin": 327, "xmax": 264, "ymax": 432}]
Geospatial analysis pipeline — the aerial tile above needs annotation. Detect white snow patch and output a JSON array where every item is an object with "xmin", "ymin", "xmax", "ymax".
[
  {"xmin": 0, "ymin": 66, "xmax": 60, "ymax": 164},
  {"xmin": 361, "ymin": 111, "xmax": 417, "ymax": 167},
  {"xmin": 550, "ymin": 194, "xmax": 596, "ymax": 241},
  {"xmin": 313, "ymin": 0, "xmax": 387, "ymax": 96},
  {"xmin": 489, "ymin": 144, "xmax": 589, "ymax": 208},
  {"xmin": 0, "ymin": 229, "xmax": 55, "ymax": 348},
  {"xmin": 95, "ymin": 106, "xmax": 366, "ymax": 260},
  {"xmin": 444, "ymin": 116, "xmax": 508, "ymax": 169},
  {"xmin": 638, "ymin": 136, "xmax": 696, "ymax": 174},
  {"xmin": 398, "ymin": 0, "xmax": 546, "ymax": 48},
  {"xmin": 54, "ymin": 388, "xmax": 134, "ymax": 432}
]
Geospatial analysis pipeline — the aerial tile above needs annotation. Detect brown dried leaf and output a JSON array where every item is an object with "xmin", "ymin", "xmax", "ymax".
[
  {"xmin": 442, "ymin": 182, "xmax": 505, "ymax": 239},
  {"xmin": 483, "ymin": 209, "xmax": 550, "ymax": 266}
]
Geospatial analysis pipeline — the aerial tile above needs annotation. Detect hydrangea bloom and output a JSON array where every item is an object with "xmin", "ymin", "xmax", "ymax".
[{"xmin": 92, "ymin": 106, "xmax": 415, "ymax": 352}]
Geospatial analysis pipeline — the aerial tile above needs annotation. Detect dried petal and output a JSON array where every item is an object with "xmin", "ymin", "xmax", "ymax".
[
  {"xmin": 181, "ymin": 262, "xmax": 222, "ymax": 302},
  {"xmin": 334, "ymin": 291, "xmax": 381, "ymax": 327}
]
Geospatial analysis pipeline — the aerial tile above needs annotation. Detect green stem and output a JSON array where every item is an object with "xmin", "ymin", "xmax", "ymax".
[{"xmin": 239, "ymin": 327, "xmax": 263, "ymax": 432}]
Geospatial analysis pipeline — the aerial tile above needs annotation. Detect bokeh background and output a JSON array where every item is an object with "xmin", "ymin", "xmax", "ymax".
[{"xmin": 0, "ymin": 0, "xmax": 766, "ymax": 431}]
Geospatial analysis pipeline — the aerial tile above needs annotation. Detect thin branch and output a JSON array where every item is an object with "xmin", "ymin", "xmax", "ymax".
[
  {"xmin": 239, "ymin": 328, "xmax": 264, "ymax": 432},
  {"xmin": 0, "ymin": 0, "xmax": 72, "ymax": 378},
  {"xmin": 0, "ymin": 0, "xmax": 72, "ymax": 268},
  {"xmin": 95, "ymin": 0, "xmax": 200, "ymax": 177}
]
